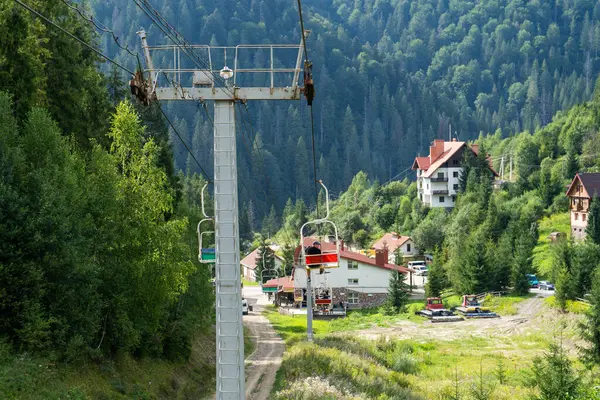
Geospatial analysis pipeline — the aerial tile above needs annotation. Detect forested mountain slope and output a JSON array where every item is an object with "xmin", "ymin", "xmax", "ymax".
[{"xmin": 91, "ymin": 0, "xmax": 600, "ymax": 223}]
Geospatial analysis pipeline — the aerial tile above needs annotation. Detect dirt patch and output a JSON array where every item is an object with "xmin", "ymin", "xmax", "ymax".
[
  {"xmin": 351, "ymin": 296, "xmax": 571, "ymax": 342},
  {"xmin": 244, "ymin": 288, "xmax": 284, "ymax": 400}
]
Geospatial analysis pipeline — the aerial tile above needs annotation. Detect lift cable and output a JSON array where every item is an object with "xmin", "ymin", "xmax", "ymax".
[
  {"xmin": 296, "ymin": 0, "xmax": 320, "ymax": 221},
  {"xmin": 14, "ymin": 0, "xmax": 134, "ymax": 75},
  {"xmin": 60, "ymin": 0, "xmax": 138, "ymax": 58},
  {"xmin": 156, "ymin": 103, "xmax": 212, "ymax": 183},
  {"xmin": 130, "ymin": 0, "xmax": 236, "ymax": 98}
]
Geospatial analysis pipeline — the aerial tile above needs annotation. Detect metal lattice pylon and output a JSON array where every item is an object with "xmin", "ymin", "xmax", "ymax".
[{"xmin": 138, "ymin": 30, "xmax": 307, "ymax": 400}]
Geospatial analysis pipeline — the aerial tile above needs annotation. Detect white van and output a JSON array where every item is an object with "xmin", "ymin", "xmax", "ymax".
[
  {"xmin": 408, "ymin": 260, "xmax": 427, "ymax": 276},
  {"xmin": 242, "ymin": 299, "xmax": 249, "ymax": 315}
]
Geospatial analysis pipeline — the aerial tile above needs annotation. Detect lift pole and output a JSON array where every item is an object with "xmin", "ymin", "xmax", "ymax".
[{"xmin": 138, "ymin": 30, "xmax": 307, "ymax": 400}]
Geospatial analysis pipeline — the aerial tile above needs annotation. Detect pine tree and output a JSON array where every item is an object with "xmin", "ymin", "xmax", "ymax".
[
  {"xmin": 532, "ymin": 334, "xmax": 580, "ymax": 400},
  {"xmin": 511, "ymin": 239, "xmax": 531, "ymax": 295},
  {"xmin": 386, "ymin": 270, "xmax": 410, "ymax": 313},
  {"xmin": 426, "ymin": 247, "xmax": 448, "ymax": 297},
  {"xmin": 586, "ymin": 195, "xmax": 600, "ymax": 245},
  {"xmin": 255, "ymin": 235, "xmax": 276, "ymax": 283},
  {"xmin": 579, "ymin": 269, "xmax": 600, "ymax": 366}
]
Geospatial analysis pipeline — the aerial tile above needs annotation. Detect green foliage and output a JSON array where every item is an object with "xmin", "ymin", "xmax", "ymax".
[
  {"xmin": 386, "ymin": 270, "xmax": 410, "ymax": 313},
  {"xmin": 426, "ymin": 247, "xmax": 449, "ymax": 298},
  {"xmin": 0, "ymin": 93, "xmax": 207, "ymax": 360},
  {"xmin": 579, "ymin": 269, "xmax": 600, "ymax": 366},
  {"xmin": 532, "ymin": 336, "xmax": 580, "ymax": 400},
  {"xmin": 255, "ymin": 234, "xmax": 276, "ymax": 282},
  {"xmin": 91, "ymin": 0, "xmax": 600, "ymax": 221},
  {"xmin": 586, "ymin": 196, "xmax": 600, "ymax": 245}
]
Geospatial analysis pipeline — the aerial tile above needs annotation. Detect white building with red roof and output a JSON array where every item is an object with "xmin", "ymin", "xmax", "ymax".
[
  {"xmin": 412, "ymin": 139, "xmax": 495, "ymax": 208},
  {"xmin": 293, "ymin": 238, "xmax": 414, "ymax": 308},
  {"xmin": 372, "ymin": 232, "xmax": 417, "ymax": 261},
  {"xmin": 240, "ymin": 246, "xmax": 283, "ymax": 282}
]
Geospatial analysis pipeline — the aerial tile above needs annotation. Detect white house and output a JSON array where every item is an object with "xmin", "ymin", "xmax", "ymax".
[
  {"xmin": 372, "ymin": 232, "xmax": 417, "ymax": 262},
  {"xmin": 412, "ymin": 139, "xmax": 496, "ymax": 208},
  {"xmin": 293, "ymin": 238, "xmax": 413, "ymax": 309},
  {"xmin": 240, "ymin": 246, "xmax": 283, "ymax": 282}
]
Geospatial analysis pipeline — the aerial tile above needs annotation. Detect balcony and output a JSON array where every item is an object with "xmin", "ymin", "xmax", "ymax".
[
  {"xmin": 433, "ymin": 189, "xmax": 449, "ymax": 195},
  {"xmin": 430, "ymin": 177, "xmax": 448, "ymax": 182}
]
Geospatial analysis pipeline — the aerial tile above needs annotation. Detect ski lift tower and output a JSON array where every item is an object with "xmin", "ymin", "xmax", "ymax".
[{"xmin": 137, "ymin": 30, "xmax": 310, "ymax": 400}]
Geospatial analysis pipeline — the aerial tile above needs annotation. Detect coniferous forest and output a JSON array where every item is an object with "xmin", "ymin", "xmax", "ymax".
[{"xmin": 90, "ymin": 0, "xmax": 600, "ymax": 224}]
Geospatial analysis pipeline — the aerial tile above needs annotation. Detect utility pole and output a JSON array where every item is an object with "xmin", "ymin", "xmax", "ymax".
[{"xmin": 137, "ymin": 30, "xmax": 308, "ymax": 400}]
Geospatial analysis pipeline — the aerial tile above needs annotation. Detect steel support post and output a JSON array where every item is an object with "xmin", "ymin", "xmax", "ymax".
[
  {"xmin": 214, "ymin": 100, "xmax": 245, "ymax": 399},
  {"xmin": 306, "ymin": 268, "xmax": 313, "ymax": 341}
]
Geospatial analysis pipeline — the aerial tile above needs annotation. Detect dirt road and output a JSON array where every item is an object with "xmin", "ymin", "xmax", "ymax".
[
  {"xmin": 243, "ymin": 286, "xmax": 283, "ymax": 400},
  {"xmin": 354, "ymin": 295, "xmax": 560, "ymax": 342}
]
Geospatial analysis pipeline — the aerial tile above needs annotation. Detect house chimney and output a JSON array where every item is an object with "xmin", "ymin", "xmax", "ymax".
[
  {"xmin": 471, "ymin": 144, "xmax": 479, "ymax": 155},
  {"xmin": 375, "ymin": 248, "xmax": 388, "ymax": 266},
  {"xmin": 429, "ymin": 139, "xmax": 445, "ymax": 163}
]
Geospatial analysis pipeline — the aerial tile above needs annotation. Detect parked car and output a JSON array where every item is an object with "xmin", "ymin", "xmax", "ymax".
[
  {"xmin": 242, "ymin": 298, "xmax": 249, "ymax": 315},
  {"xmin": 413, "ymin": 266, "xmax": 428, "ymax": 276},
  {"xmin": 526, "ymin": 274, "xmax": 539, "ymax": 288},
  {"xmin": 539, "ymin": 281, "xmax": 555, "ymax": 290}
]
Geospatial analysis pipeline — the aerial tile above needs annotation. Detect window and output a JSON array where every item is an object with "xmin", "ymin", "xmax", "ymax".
[
  {"xmin": 575, "ymin": 213, "xmax": 579, "ymax": 220},
  {"xmin": 453, "ymin": 171, "xmax": 459, "ymax": 178},
  {"xmin": 406, "ymin": 243, "xmax": 411, "ymax": 252},
  {"xmin": 348, "ymin": 278, "xmax": 359, "ymax": 285},
  {"xmin": 453, "ymin": 184, "xmax": 458, "ymax": 190},
  {"xmin": 348, "ymin": 261, "xmax": 358, "ymax": 270},
  {"xmin": 439, "ymin": 196, "xmax": 445, "ymax": 203},
  {"xmin": 347, "ymin": 292, "xmax": 359, "ymax": 304},
  {"xmin": 452, "ymin": 195, "xmax": 457, "ymax": 202},
  {"xmin": 583, "ymin": 213, "xmax": 587, "ymax": 222},
  {"xmin": 437, "ymin": 172, "xmax": 444, "ymax": 179},
  {"xmin": 453, "ymin": 159, "xmax": 459, "ymax": 165},
  {"xmin": 426, "ymin": 183, "xmax": 429, "ymax": 189}
]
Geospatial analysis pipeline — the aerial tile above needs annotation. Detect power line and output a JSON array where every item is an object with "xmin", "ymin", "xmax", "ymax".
[
  {"xmin": 60, "ymin": 0, "xmax": 138, "ymax": 58},
  {"xmin": 130, "ymin": 0, "xmax": 236, "ymax": 98},
  {"xmin": 14, "ymin": 0, "xmax": 134, "ymax": 75}
]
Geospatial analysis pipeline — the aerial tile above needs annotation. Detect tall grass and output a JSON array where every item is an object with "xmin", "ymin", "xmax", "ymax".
[{"xmin": 274, "ymin": 342, "xmax": 421, "ymax": 400}]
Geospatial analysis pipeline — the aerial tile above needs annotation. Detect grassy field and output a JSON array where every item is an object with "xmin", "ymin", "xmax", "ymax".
[
  {"xmin": 264, "ymin": 301, "xmax": 427, "ymax": 344},
  {"xmin": 271, "ymin": 334, "xmax": 544, "ymax": 399},
  {"xmin": 242, "ymin": 278, "xmax": 260, "ymax": 286},
  {"xmin": 544, "ymin": 295, "xmax": 591, "ymax": 314},
  {"xmin": 267, "ymin": 294, "xmax": 556, "ymax": 399},
  {"xmin": 0, "ymin": 333, "xmax": 218, "ymax": 400},
  {"xmin": 532, "ymin": 212, "xmax": 570, "ymax": 277}
]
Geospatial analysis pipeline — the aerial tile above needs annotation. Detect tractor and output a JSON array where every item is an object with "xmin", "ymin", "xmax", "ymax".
[
  {"xmin": 416, "ymin": 297, "xmax": 463, "ymax": 322},
  {"xmin": 455, "ymin": 295, "xmax": 499, "ymax": 318}
]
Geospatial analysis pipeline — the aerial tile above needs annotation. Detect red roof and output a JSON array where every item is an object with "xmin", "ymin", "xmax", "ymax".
[
  {"xmin": 340, "ymin": 250, "xmax": 412, "ymax": 274},
  {"xmin": 372, "ymin": 233, "xmax": 412, "ymax": 253},
  {"xmin": 412, "ymin": 141, "xmax": 497, "ymax": 178},
  {"xmin": 262, "ymin": 276, "xmax": 294, "ymax": 291},
  {"xmin": 241, "ymin": 247, "xmax": 283, "ymax": 270},
  {"xmin": 423, "ymin": 141, "xmax": 466, "ymax": 178},
  {"xmin": 296, "ymin": 237, "xmax": 412, "ymax": 274},
  {"xmin": 412, "ymin": 157, "xmax": 431, "ymax": 170}
]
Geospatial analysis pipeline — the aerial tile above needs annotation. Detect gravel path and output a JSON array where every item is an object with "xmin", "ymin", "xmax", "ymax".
[
  {"xmin": 353, "ymin": 295, "xmax": 551, "ymax": 342},
  {"xmin": 243, "ymin": 286, "xmax": 284, "ymax": 400}
]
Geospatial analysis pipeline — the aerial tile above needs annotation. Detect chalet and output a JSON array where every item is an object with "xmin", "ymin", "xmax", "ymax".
[
  {"xmin": 372, "ymin": 232, "xmax": 417, "ymax": 262},
  {"xmin": 240, "ymin": 246, "xmax": 283, "ymax": 282},
  {"xmin": 293, "ymin": 238, "xmax": 414, "ymax": 309},
  {"xmin": 566, "ymin": 173, "xmax": 600, "ymax": 240},
  {"xmin": 412, "ymin": 139, "xmax": 496, "ymax": 208}
]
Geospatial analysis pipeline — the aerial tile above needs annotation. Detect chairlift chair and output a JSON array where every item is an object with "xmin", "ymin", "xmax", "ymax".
[
  {"xmin": 197, "ymin": 183, "xmax": 216, "ymax": 264},
  {"xmin": 300, "ymin": 180, "xmax": 340, "ymax": 270}
]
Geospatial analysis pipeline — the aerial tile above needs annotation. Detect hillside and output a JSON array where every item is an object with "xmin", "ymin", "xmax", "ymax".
[{"xmin": 90, "ymin": 0, "xmax": 600, "ymax": 223}]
